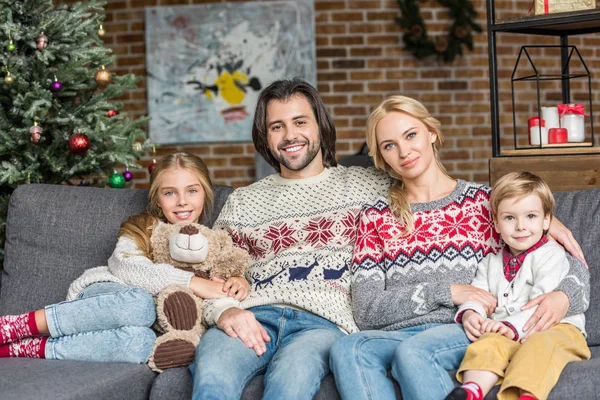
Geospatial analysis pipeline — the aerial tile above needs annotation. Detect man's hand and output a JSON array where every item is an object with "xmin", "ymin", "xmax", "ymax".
[
  {"xmin": 462, "ymin": 310, "xmax": 484, "ymax": 342},
  {"xmin": 217, "ymin": 308, "xmax": 270, "ymax": 356},
  {"xmin": 451, "ymin": 284, "xmax": 498, "ymax": 315},
  {"xmin": 479, "ymin": 319, "xmax": 515, "ymax": 340},
  {"xmin": 521, "ymin": 291, "xmax": 569, "ymax": 342},
  {"xmin": 548, "ymin": 218, "xmax": 586, "ymax": 267}
]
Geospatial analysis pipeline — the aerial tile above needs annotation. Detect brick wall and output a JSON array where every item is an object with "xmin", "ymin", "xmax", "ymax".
[{"xmin": 65, "ymin": 0, "xmax": 600, "ymax": 188}]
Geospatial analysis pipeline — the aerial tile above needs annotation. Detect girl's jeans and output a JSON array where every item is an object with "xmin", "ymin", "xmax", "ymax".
[
  {"xmin": 44, "ymin": 282, "xmax": 156, "ymax": 363},
  {"xmin": 330, "ymin": 322, "xmax": 470, "ymax": 400},
  {"xmin": 190, "ymin": 305, "xmax": 345, "ymax": 400}
]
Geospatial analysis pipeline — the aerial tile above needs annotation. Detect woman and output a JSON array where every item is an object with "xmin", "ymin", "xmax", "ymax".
[{"xmin": 329, "ymin": 96, "xmax": 589, "ymax": 400}]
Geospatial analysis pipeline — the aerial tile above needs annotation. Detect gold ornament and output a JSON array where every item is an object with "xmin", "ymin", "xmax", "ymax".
[
  {"xmin": 97, "ymin": 24, "xmax": 105, "ymax": 37},
  {"xmin": 94, "ymin": 65, "xmax": 112, "ymax": 86},
  {"xmin": 4, "ymin": 72, "xmax": 14, "ymax": 85},
  {"xmin": 132, "ymin": 142, "xmax": 143, "ymax": 152}
]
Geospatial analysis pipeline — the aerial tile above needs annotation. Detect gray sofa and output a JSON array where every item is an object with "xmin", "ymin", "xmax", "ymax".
[{"xmin": 0, "ymin": 182, "xmax": 599, "ymax": 399}]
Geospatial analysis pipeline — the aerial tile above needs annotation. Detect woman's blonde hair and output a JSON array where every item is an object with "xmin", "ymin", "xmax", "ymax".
[
  {"xmin": 366, "ymin": 95, "xmax": 447, "ymax": 235},
  {"xmin": 118, "ymin": 152, "xmax": 214, "ymax": 258}
]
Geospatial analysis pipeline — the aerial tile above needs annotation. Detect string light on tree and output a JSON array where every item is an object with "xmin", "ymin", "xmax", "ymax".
[
  {"xmin": 30, "ymin": 122, "xmax": 42, "ymax": 144},
  {"xmin": 94, "ymin": 65, "xmax": 111, "ymax": 86},
  {"xmin": 36, "ymin": 32, "xmax": 48, "ymax": 51},
  {"xmin": 68, "ymin": 132, "xmax": 91, "ymax": 156}
]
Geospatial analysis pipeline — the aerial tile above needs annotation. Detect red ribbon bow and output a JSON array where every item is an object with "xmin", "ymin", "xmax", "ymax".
[{"xmin": 557, "ymin": 103, "xmax": 589, "ymax": 117}]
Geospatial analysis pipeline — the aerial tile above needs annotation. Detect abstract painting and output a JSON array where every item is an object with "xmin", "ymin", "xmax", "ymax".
[{"xmin": 145, "ymin": 0, "xmax": 316, "ymax": 144}]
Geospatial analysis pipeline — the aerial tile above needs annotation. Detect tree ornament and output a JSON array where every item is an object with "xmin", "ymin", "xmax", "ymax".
[
  {"xmin": 30, "ymin": 122, "xmax": 42, "ymax": 144},
  {"xmin": 4, "ymin": 72, "xmax": 14, "ymax": 85},
  {"xmin": 37, "ymin": 32, "xmax": 48, "ymax": 51},
  {"xmin": 132, "ymin": 142, "xmax": 143, "ymax": 152},
  {"xmin": 97, "ymin": 24, "xmax": 106, "ymax": 37},
  {"xmin": 94, "ymin": 65, "xmax": 112, "ymax": 86},
  {"xmin": 50, "ymin": 77, "xmax": 63, "ymax": 93},
  {"xmin": 395, "ymin": 0, "xmax": 482, "ymax": 62},
  {"xmin": 107, "ymin": 109, "xmax": 119, "ymax": 118},
  {"xmin": 7, "ymin": 39, "xmax": 15, "ymax": 52},
  {"xmin": 148, "ymin": 159, "xmax": 157, "ymax": 174},
  {"xmin": 108, "ymin": 171, "xmax": 126, "ymax": 188},
  {"xmin": 123, "ymin": 168, "xmax": 133, "ymax": 182},
  {"xmin": 68, "ymin": 132, "xmax": 91, "ymax": 156}
]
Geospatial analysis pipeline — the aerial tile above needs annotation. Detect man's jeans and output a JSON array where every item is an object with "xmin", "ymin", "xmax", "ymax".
[
  {"xmin": 44, "ymin": 282, "xmax": 156, "ymax": 363},
  {"xmin": 330, "ymin": 323, "xmax": 470, "ymax": 400},
  {"xmin": 191, "ymin": 305, "xmax": 345, "ymax": 400}
]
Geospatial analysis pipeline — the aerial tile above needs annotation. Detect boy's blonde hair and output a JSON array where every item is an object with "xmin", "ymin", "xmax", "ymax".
[
  {"xmin": 118, "ymin": 152, "xmax": 214, "ymax": 259},
  {"xmin": 490, "ymin": 172, "xmax": 555, "ymax": 220},
  {"xmin": 366, "ymin": 95, "xmax": 447, "ymax": 235}
]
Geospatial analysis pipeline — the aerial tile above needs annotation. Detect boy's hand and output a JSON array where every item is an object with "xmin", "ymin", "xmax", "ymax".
[
  {"xmin": 480, "ymin": 319, "xmax": 515, "ymax": 340},
  {"xmin": 217, "ymin": 276, "xmax": 250, "ymax": 301},
  {"xmin": 462, "ymin": 310, "xmax": 484, "ymax": 342}
]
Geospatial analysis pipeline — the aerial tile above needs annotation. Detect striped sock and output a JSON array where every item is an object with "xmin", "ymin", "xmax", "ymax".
[
  {"xmin": 0, "ymin": 311, "xmax": 39, "ymax": 345},
  {"xmin": 0, "ymin": 336, "xmax": 48, "ymax": 358},
  {"xmin": 445, "ymin": 382, "xmax": 484, "ymax": 400}
]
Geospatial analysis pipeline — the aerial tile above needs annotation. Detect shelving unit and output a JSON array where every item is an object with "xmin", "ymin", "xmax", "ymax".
[{"xmin": 485, "ymin": 6, "xmax": 600, "ymax": 157}]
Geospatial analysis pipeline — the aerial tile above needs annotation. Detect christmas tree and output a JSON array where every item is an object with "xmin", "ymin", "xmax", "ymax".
[{"xmin": 0, "ymin": 0, "xmax": 150, "ymax": 264}]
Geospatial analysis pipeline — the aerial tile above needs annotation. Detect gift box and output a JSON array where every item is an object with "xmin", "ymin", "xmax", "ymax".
[{"xmin": 534, "ymin": 0, "xmax": 595, "ymax": 15}]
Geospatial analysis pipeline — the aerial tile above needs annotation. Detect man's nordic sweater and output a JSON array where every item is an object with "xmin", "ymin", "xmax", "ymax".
[
  {"xmin": 204, "ymin": 166, "xmax": 391, "ymax": 333},
  {"xmin": 351, "ymin": 180, "xmax": 589, "ymax": 332}
]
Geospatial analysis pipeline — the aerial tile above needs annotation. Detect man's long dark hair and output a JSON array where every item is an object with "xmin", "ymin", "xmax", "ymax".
[{"xmin": 252, "ymin": 78, "xmax": 337, "ymax": 172}]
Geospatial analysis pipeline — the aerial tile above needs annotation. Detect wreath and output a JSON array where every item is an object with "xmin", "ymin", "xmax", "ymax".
[{"xmin": 395, "ymin": 0, "xmax": 482, "ymax": 63}]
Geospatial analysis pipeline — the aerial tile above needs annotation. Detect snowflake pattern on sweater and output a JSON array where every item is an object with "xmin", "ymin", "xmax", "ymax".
[
  {"xmin": 204, "ymin": 166, "xmax": 391, "ymax": 333},
  {"xmin": 351, "ymin": 180, "xmax": 502, "ymax": 331}
]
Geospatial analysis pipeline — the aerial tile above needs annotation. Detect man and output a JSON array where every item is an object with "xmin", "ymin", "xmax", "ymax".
[
  {"xmin": 190, "ymin": 78, "xmax": 587, "ymax": 400},
  {"xmin": 190, "ymin": 78, "xmax": 390, "ymax": 399}
]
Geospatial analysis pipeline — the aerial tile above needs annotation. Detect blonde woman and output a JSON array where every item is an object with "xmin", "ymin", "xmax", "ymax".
[{"xmin": 329, "ymin": 96, "xmax": 589, "ymax": 400}]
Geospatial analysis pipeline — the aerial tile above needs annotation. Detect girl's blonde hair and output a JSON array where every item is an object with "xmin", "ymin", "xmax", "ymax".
[
  {"xmin": 366, "ymin": 95, "xmax": 447, "ymax": 235},
  {"xmin": 118, "ymin": 152, "xmax": 214, "ymax": 258}
]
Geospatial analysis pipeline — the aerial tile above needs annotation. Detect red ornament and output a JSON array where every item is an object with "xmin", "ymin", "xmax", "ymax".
[
  {"xmin": 148, "ymin": 159, "xmax": 157, "ymax": 174},
  {"xmin": 68, "ymin": 132, "xmax": 91, "ymax": 156},
  {"xmin": 107, "ymin": 109, "xmax": 119, "ymax": 118}
]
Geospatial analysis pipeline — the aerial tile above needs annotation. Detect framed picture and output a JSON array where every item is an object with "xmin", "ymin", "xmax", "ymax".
[{"xmin": 145, "ymin": 0, "xmax": 316, "ymax": 144}]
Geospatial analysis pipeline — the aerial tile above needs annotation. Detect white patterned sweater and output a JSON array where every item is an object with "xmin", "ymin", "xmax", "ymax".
[{"xmin": 203, "ymin": 166, "xmax": 391, "ymax": 333}]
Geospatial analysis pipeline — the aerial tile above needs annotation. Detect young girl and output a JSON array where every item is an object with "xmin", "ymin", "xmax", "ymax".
[{"xmin": 0, "ymin": 152, "xmax": 249, "ymax": 363}]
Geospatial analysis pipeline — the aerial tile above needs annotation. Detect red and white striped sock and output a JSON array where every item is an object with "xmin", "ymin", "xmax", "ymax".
[
  {"xmin": 0, "ymin": 336, "xmax": 48, "ymax": 358},
  {"xmin": 0, "ymin": 311, "xmax": 39, "ymax": 345}
]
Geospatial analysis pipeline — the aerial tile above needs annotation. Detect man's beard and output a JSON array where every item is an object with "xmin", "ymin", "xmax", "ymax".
[{"xmin": 274, "ymin": 139, "xmax": 321, "ymax": 172}]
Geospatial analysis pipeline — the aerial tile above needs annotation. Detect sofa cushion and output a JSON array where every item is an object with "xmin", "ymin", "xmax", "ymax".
[
  {"xmin": 0, "ymin": 358, "xmax": 155, "ymax": 400},
  {"xmin": 0, "ymin": 183, "xmax": 232, "ymax": 315},
  {"xmin": 554, "ymin": 188, "xmax": 600, "ymax": 346}
]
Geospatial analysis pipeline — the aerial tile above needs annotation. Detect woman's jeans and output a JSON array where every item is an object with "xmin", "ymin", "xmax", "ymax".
[
  {"xmin": 330, "ymin": 323, "xmax": 471, "ymax": 400},
  {"xmin": 190, "ymin": 305, "xmax": 345, "ymax": 400},
  {"xmin": 44, "ymin": 282, "xmax": 156, "ymax": 363}
]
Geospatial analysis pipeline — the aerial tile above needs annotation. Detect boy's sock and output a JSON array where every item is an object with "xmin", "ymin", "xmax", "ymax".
[
  {"xmin": 0, "ymin": 311, "xmax": 39, "ymax": 345},
  {"xmin": 518, "ymin": 395, "xmax": 537, "ymax": 400},
  {"xmin": 0, "ymin": 336, "xmax": 48, "ymax": 358},
  {"xmin": 445, "ymin": 382, "xmax": 484, "ymax": 400}
]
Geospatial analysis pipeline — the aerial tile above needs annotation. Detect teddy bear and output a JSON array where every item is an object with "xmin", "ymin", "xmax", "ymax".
[{"xmin": 147, "ymin": 222, "xmax": 249, "ymax": 372}]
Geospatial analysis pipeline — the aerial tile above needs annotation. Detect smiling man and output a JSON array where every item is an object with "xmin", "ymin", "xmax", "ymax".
[{"xmin": 189, "ymin": 78, "xmax": 391, "ymax": 400}]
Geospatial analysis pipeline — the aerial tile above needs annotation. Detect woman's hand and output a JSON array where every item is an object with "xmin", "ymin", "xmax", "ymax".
[
  {"xmin": 548, "ymin": 218, "xmax": 586, "ymax": 266},
  {"xmin": 189, "ymin": 276, "xmax": 227, "ymax": 299},
  {"xmin": 451, "ymin": 284, "xmax": 497, "ymax": 315},
  {"xmin": 462, "ymin": 310, "xmax": 484, "ymax": 342},
  {"xmin": 216, "ymin": 276, "xmax": 250, "ymax": 301},
  {"xmin": 521, "ymin": 291, "xmax": 569, "ymax": 342}
]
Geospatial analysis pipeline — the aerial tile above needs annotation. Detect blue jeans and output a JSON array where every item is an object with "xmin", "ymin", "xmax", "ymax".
[
  {"xmin": 190, "ymin": 306, "xmax": 345, "ymax": 400},
  {"xmin": 330, "ymin": 323, "xmax": 470, "ymax": 400},
  {"xmin": 44, "ymin": 282, "xmax": 156, "ymax": 363}
]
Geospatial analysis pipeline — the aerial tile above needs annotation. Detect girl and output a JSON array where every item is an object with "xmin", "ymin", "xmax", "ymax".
[
  {"xmin": 0, "ymin": 152, "xmax": 249, "ymax": 363},
  {"xmin": 329, "ymin": 96, "xmax": 589, "ymax": 400}
]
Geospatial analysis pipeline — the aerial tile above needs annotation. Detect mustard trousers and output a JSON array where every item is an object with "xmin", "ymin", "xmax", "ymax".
[{"xmin": 456, "ymin": 323, "xmax": 590, "ymax": 400}]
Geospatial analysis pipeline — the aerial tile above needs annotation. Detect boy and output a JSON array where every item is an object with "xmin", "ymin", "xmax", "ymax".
[{"xmin": 446, "ymin": 172, "xmax": 590, "ymax": 400}]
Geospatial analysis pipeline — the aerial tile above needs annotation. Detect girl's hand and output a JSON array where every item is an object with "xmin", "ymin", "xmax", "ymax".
[
  {"xmin": 450, "ymin": 284, "xmax": 497, "ymax": 315},
  {"xmin": 462, "ymin": 310, "xmax": 484, "ymax": 342},
  {"xmin": 479, "ymin": 319, "xmax": 515, "ymax": 340},
  {"xmin": 189, "ymin": 276, "xmax": 226, "ymax": 300},
  {"xmin": 216, "ymin": 276, "xmax": 250, "ymax": 301}
]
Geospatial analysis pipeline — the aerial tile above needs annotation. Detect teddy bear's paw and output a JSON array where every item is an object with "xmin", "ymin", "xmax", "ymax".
[
  {"xmin": 169, "ymin": 230, "xmax": 209, "ymax": 263},
  {"xmin": 156, "ymin": 286, "xmax": 203, "ymax": 334},
  {"xmin": 148, "ymin": 331, "xmax": 201, "ymax": 373}
]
